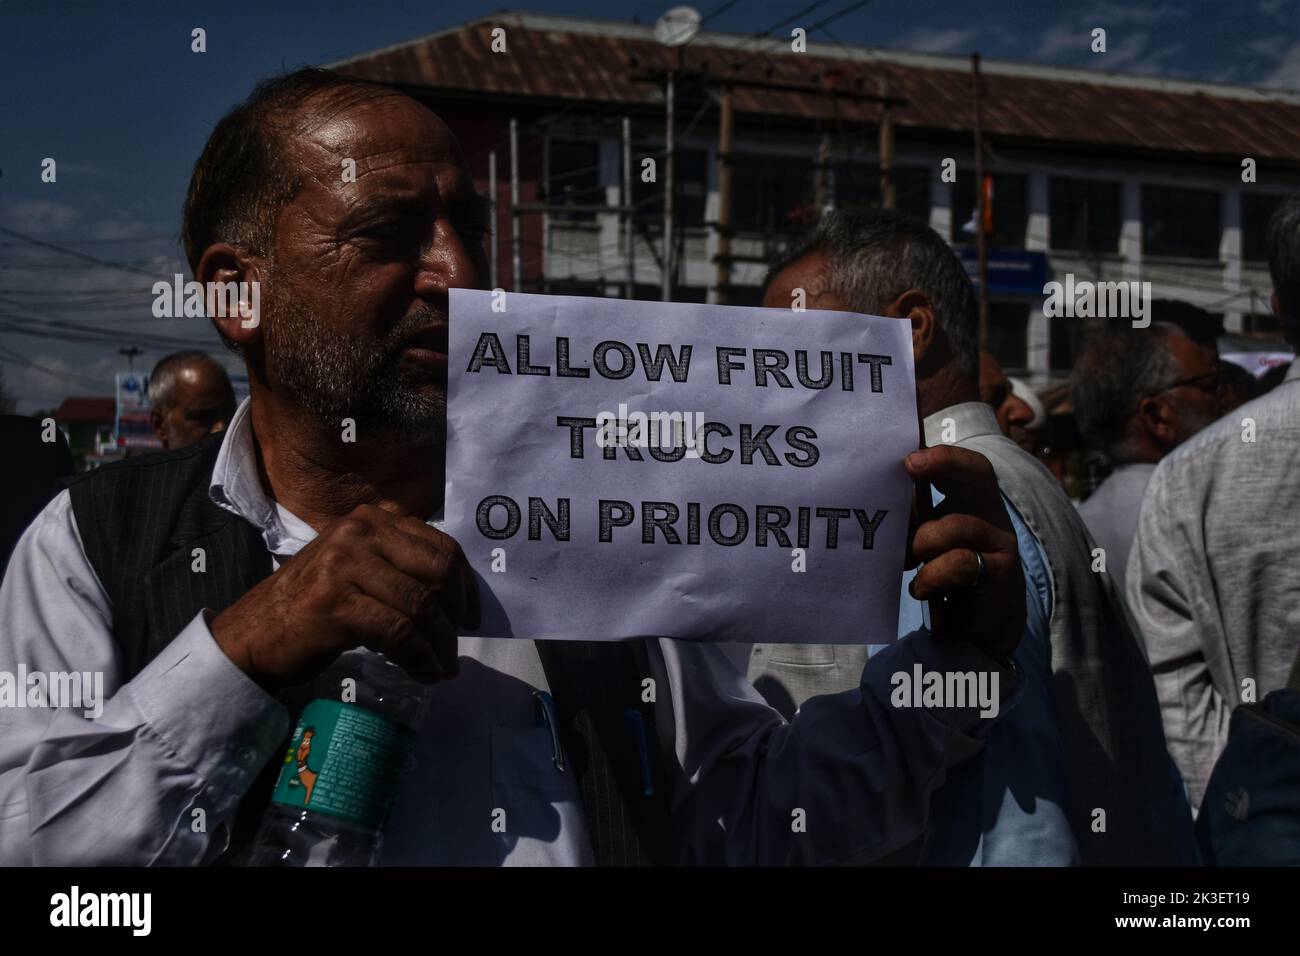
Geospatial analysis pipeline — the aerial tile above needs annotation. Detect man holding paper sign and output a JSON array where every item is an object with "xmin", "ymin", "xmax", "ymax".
[
  {"xmin": 0, "ymin": 69, "xmax": 1024, "ymax": 867},
  {"xmin": 445, "ymin": 288, "xmax": 921, "ymax": 645},
  {"xmin": 748, "ymin": 208, "xmax": 1195, "ymax": 867}
]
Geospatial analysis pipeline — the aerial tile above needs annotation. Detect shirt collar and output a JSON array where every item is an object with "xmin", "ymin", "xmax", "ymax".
[
  {"xmin": 208, "ymin": 397, "xmax": 445, "ymax": 554},
  {"xmin": 209, "ymin": 397, "xmax": 306, "ymax": 558},
  {"xmin": 922, "ymin": 401, "xmax": 1003, "ymax": 446}
]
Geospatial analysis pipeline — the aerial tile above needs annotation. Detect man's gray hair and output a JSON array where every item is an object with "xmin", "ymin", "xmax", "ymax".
[
  {"xmin": 764, "ymin": 206, "xmax": 980, "ymax": 380},
  {"xmin": 1070, "ymin": 322, "xmax": 1185, "ymax": 462},
  {"xmin": 1267, "ymin": 190, "xmax": 1300, "ymax": 343},
  {"xmin": 147, "ymin": 350, "xmax": 229, "ymax": 411}
]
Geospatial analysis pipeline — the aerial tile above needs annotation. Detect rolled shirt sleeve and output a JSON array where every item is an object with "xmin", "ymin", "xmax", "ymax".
[{"xmin": 0, "ymin": 490, "xmax": 288, "ymax": 865}]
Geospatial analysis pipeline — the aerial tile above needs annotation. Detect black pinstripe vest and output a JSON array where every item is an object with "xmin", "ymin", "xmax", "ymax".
[
  {"xmin": 69, "ymin": 434, "xmax": 276, "ymax": 861},
  {"xmin": 67, "ymin": 433, "xmax": 672, "ymax": 866}
]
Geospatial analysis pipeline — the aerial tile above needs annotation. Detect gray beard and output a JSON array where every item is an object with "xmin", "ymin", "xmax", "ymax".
[{"xmin": 260, "ymin": 278, "xmax": 446, "ymax": 437}]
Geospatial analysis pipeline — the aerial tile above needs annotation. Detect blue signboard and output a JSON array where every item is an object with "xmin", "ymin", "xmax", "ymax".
[{"xmin": 957, "ymin": 247, "xmax": 1051, "ymax": 296}]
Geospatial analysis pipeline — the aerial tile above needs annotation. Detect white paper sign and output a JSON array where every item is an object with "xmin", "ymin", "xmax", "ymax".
[{"xmin": 445, "ymin": 289, "xmax": 918, "ymax": 644}]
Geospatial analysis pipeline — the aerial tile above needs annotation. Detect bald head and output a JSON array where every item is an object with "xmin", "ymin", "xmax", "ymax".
[{"xmin": 148, "ymin": 351, "xmax": 237, "ymax": 449}]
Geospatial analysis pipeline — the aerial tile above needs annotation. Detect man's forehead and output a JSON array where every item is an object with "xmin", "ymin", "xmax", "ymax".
[
  {"xmin": 765, "ymin": 249, "xmax": 834, "ymax": 304},
  {"xmin": 294, "ymin": 94, "xmax": 463, "ymax": 177},
  {"xmin": 175, "ymin": 364, "xmax": 209, "ymax": 386}
]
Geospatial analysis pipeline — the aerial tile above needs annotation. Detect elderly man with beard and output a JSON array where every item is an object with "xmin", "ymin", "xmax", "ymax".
[
  {"xmin": 0, "ymin": 70, "xmax": 1026, "ymax": 866},
  {"xmin": 1071, "ymin": 321, "xmax": 1222, "ymax": 585}
]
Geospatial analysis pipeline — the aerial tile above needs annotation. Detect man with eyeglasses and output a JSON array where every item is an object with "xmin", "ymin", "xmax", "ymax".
[
  {"xmin": 1072, "ymin": 317, "xmax": 1223, "ymax": 583},
  {"xmin": 1126, "ymin": 195, "xmax": 1300, "ymax": 812}
]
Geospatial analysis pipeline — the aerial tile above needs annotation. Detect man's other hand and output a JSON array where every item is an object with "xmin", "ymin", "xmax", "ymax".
[{"xmin": 903, "ymin": 445, "xmax": 1024, "ymax": 664}]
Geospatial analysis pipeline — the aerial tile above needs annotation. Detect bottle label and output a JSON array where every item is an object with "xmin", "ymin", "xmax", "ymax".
[{"xmin": 269, "ymin": 698, "xmax": 417, "ymax": 829}]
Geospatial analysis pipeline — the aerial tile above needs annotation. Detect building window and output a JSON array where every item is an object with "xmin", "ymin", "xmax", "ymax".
[
  {"xmin": 632, "ymin": 148, "xmax": 708, "ymax": 229},
  {"xmin": 732, "ymin": 154, "xmax": 817, "ymax": 233},
  {"xmin": 1049, "ymin": 178, "xmax": 1121, "ymax": 253},
  {"xmin": 1141, "ymin": 185, "xmax": 1221, "ymax": 259},
  {"xmin": 1242, "ymin": 193, "xmax": 1286, "ymax": 262},
  {"xmin": 952, "ymin": 173, "xmax": 1028, "ymax": 248},
  {"xmin": 1243, "ymin": 309, "xmax": 1283, "ymax": 334},
  {"xmin": 833, "ymin": 164, "xmax": 931, "ymax": 223},
  {"xmin": 1049, "ymin": 313, "xmax": 1082, "ymax": 373},
  {"xmin": 987, "ymin": 301, "xmax": 1030, "ymax": 372},
  {"xmin": 547, "ymin": 140, "xmax": 603, "ymax": 222}
]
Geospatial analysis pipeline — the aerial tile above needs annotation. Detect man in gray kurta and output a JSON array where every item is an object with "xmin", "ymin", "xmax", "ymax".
[
  {"xmin": 1073, "ymin": 318, "xmax": 1222, "ymax": 584},
  {"xmin": 1127, "ymin": 194, "xmax": 1300, "ymax": 812}
]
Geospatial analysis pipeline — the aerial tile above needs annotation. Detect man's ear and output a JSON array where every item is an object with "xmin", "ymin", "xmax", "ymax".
[
  {"xmin": 1136, "ymin": 395, "xmax": 1178, "ymax": 452},
  {"xmin": 195, "ymin": 243, "xmax": 264, "ymax": 348},
  {"xmin": 149, "ymin": 407, "xmax": 166, "ymax": 446},
  {"xmin": 889, "ymin": 289, "xmax": 939, "ymax": 369}
]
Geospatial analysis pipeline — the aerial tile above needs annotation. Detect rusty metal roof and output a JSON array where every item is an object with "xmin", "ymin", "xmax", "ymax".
[
  {"xmin": 333, "ymin": 12, "xmax": 1300, "ymax": 166},
  {"xmin": 53, "ymin": 397, "xmax": 115, "ymax": 424}
]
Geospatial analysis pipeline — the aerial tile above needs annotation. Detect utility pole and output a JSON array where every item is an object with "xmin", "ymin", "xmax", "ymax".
[
  {"xmin": 972, "ymin": 53, "xmax": 990, "ymax": 352},
  {"xmin": 488, "ymin": 149, "xmax": 499, "ymax": 290},
  {"xmin": 119, "ymin": 346, "xmax": 142, "ymax": 374},
  {"xmin": 631, "ymin": 67, "xmax": 908, "ymax": 296},
  {"xmin": 623, "ymin": 116, "xmax": 635, "ymax": 299},
  {"xmin": 510, "ymin": 118, "xmax": 522, "ymax": 293},
  {"xmin": 813, "ymin": 126, "xmax": 832, "ymax": 212},
  {"xmin": 879, "ymin": 77, "xmax": 895, "ymax": 210},
  {"xmin": 713, "ymin": 84, "xmax": 734, "ymax": 304},
  {"xmin": 662, "ymin": 70, "xmax": 675, "ymax": 302}
]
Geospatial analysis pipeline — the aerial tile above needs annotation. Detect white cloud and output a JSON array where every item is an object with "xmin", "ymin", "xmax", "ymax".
[
  {"xmin": 1034, "ymin": 2, "xmax": 1182, "ymax": 63},
  {"xmin": 894, "ymin": 27, "xmax": 980, "ymax": 54},
  {"xmin": 1209, "ymin": 63, "xmax": 1244, "ymax": 83},
  {"xmin": 1084, "ymin": 2, "xmax": 1180, "ymax": 25},
  {"xmin": 1247, "ymin": 35, "xmax": 1288, "ymax": 59},
  {"xmin": 1036, "ymin": 21, "xmax": 1084, "ymax": 59},
  {"xmin": 1, "ymin": 351, "xmax": 123, "ymax": 413},
  {"xmin": 1103, "ymin": 30, "xmax": 1153, "ymax": 70},
  {"xmin": 1, "ymin": 199, "xmax": 81, "ymax": 232},
  {"xmin": 1260, "ymin": 39, "xmax": 1300, "ymax": 89},
  {"xmin": 1259, "ymin": 0, "xmax": 1289, "ymax": 20}
]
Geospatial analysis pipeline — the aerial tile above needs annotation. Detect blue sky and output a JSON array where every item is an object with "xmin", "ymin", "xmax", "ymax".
[{"xmin": 2, "ymin": 0, "xmax": 1298, "ymax": 411}]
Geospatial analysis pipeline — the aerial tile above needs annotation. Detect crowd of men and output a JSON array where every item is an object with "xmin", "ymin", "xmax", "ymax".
[{"xmin": 0, "ymin": 66, "xmax": 1296, "ymax": 867}]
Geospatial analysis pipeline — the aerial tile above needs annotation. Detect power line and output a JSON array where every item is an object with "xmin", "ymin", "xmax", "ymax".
[
  {"xmin": 0, "ymin": 227, "xmax": 168, "ymax": 279},
  {"xmin": 699, "ymin": 0, "xmax": 744, "ymax": 25},
  {"xmin": 0, "ymin": 343, "xmax": 110, "ymax": 390},
  {"xmin": 0, "ymin": 287, "xmax": 150, "ymax": 297},
  {"xmin": 0, "ymin": 234, "xmax": 175, "ymax": 248}
]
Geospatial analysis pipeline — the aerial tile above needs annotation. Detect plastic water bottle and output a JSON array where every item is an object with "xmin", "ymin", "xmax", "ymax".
[{"xmin": 244, "ymin": 650, "xmax": 432, "ymax": 866}]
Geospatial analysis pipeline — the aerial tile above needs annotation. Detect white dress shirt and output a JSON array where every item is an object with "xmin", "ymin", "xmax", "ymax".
[{"xmin": 0, "ymin": 399, "xmax": 1016, "ymax": 865}]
